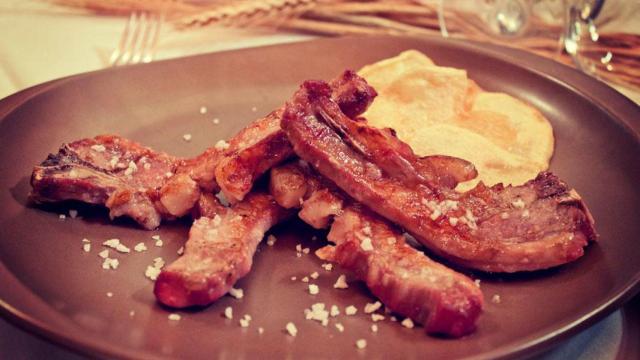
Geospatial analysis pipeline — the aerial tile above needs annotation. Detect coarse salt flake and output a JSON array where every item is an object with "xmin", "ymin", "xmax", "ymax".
[
  {"xmin": 356, "ymin": 339, "xmax": 367, "ymax": 349},
  {"xmin": 168, "ymin": 313, "xmax": 181, "ymax": 321},
  {"xmin": 310, "ymin": 271, "xmax": 319, "ymax": 279},
  {"xmin": 401, "ymin": 318, "xmax": 414, "ymax": 329},
  {"xmin": 308, "ymin": 284, "xmax": 319, "ymax": 295},
  {"xmin": 106, "ymin": 292, "xmax": 113, "ymax": 297},
  {"xmin": 183, "ymin": 134, "xmax": 192, "ymax": 142},
  {"xmin": 212, "ymin": 118, "xmax": 220, "ymax": 124},
  {"xmin": 134, "ymin": 242, "xmax": 147, "ymax": 252},
  {"xmin": 199, "ymin": 106, "xmax": 207, "ymax": 114},
  {"xmin": 492, "ymin": 294, "xmax": 501, "ymax": 304},
  {"xmin": 364, "ymin": 301, "xmax": 382, "ymax": 314},
  {"xmin": 371, "ymin": 324, "xmax": 378, "ymax": 332},
  {"xmin": 82, "ymin": 243, "xmax": 91, "ymax": 253},
  {"xmin": 301, "ymin": 276, "xmax": 309, "ymax": 283},
  {"xmin": 155, "ymin": 239, "xmax": 163, "ymax": 247},
  {"xmin": 177, "ymin": 246, "xmax": 184, "ymax": 255},
  {"xmin": 335, "ymin": 323, "xmax": 345, "ymax": 332},
  {"xmin": 371, "ymin": 314, "xmax": 385, "ymax": 322},
  {"xmin": 145, "ymin": 266, "xmax": 161, "ymax": 280},
  {"xmin": 285, "ymin": 322, "xmax": 297, "ymax": 337},
  {"xmin": 330, "ymin": 305, "xmax": 340, "ymax": 317},
  {"xmin": 229, "ymin": 287, "xmax": 244, "ymax": 299},
  {"xmin": 214, "ymin": 140, "xmax": 230, "ymax": 151},
  {"xmin": 224, "ymin": 306, "xmax": 233, "ymax": 319},
  {"xmin": 98, "ymin": 249, "xmax": 109, "ymax": 258},
  {"xmin": 333, "ymin": 274, "xmax": 348, "ymax": 289},
  {"xmin": 360, "ymin": 237, "xmax": 374, "ymax": 251},
  {"xmin": 321, "ymin": 263, "xmax": 333, "ymax": 271},
  {"xmin": 345, "ymin": 305, "xmax": 357, "ymax": 316},
  {"xmin": 59, "ymin": 214, "xmax": 66, "ymax": 220}
]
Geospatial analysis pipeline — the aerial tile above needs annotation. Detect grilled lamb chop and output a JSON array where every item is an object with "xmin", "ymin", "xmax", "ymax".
[
  {"xmin": 31, "ymin": 135, "xmax": 198, "ymax": 229},
  {"xmin": 281, "ymin": 80, "xmax": 597, "ymax": 273},
  {"xmin": 30, "ymin": 71, "xmax": 376, "ymax": 229},
  {"xmin": 154, "ymin": 192, "xmax": 290, "ymax": 308},
  {"xmin": 215, "ymin": 70, "xmax": 377, "ymax": 203},
  {"xmin": 269, "ymin": 162, "xmax": 483, "ymax": 337}
]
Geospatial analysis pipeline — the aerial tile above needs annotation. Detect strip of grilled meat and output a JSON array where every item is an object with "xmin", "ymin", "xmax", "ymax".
[
  {"xmin": 281, "ymin": 80, "xmax": 597, "ymax": 273},
  {"xmin": 215, "ymin": 70, "xmax": 378, "ymax": 203},
  {"xmin": 154, "ymin": 192, "xmax": 290, "ymax": 308},
  {"xmin": 269, "ymin": 162, "xmax": 483, "ymax": 337}
]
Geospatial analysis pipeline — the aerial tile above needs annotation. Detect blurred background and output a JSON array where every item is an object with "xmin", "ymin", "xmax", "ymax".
[{"xmin": 1, "ymin": 0, "xmax": 638, "ymax": 101}]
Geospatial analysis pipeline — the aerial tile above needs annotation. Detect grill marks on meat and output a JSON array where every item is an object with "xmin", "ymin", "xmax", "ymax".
[
  {"xmin": 30, "ymin": 135, "xmax": 194, "ymax": 229},
  {"xmin": 154, "ymin": 192, "xmax": 290, "ymax": 308},
  {"xmin": 215, "ymin": 70, "xmax": 377, "ymax": 203},
  {"xmin": 269, "ymin": 162, "xmax": 483, "ymax": 337},
  {"xmin": 281, "ymin": 80, "xmax": 597, "ymax": 273}
]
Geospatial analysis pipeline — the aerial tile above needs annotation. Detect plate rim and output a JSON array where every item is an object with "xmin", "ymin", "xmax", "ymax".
[{"xmin": 1, "ymin": 34, "xmax": 639, "ymax": 360}]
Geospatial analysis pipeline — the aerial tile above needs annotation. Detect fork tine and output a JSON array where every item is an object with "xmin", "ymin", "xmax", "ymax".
[
  {"xmin": 120, "ymin": 12, "xmax": 143, "ymax": 65},
  {"xmin": 109, "ymin": 12, "xmax": 136, "ymax": 66},
  {"xmin": 143, "ymin": 12, "xmax": 164, "ymax": 64},
  {"xmin": 131, "ymin": 13, "xmax": 152, "ymax": 64}
]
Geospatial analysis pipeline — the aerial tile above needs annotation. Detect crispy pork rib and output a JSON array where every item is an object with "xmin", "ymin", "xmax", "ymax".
[
  {"xmin": 281, "ymin": 80, "xmax": 597, "ymax": 273},
  {"xmin": 215, "ymin": 70, "xmax": 377, "ymax": 203},
  {"xmin": 154, "ymin": 192, "xmax": 290, "ymax": 308},
  {"xmin": 269, "ymin": 162, "xmax": 483, "ymax": 337}
]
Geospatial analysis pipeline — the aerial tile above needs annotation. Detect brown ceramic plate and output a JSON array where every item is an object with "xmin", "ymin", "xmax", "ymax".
[{"xmin": 0, "ymin": 36, "xmax": 639, "ymax": 360}]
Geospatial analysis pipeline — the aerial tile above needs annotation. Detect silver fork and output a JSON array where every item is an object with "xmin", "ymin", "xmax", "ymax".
[{"xmin": 109, "ymin": 11, "xmax": 164, "ymax": 66}]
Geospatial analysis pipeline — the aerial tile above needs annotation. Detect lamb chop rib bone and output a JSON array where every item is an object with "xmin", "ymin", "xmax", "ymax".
[
  {"xmin": 30, "ymin": 71, "xmax": 377, "ymax": 229},
  {"xmin": 281, "ymin": 80, "xmax": 597, "ymax": 273},
  {"xmin": 269, "ymin": 161, "xmax": 483, "ymax": 337}
]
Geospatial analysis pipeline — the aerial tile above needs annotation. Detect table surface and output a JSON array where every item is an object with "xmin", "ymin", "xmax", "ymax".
[{"xmin": 1, "ymin": 1, "xmax": 638, "ymax": 359}]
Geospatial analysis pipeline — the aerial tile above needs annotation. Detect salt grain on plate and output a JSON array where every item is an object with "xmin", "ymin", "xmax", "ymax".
[
  {"xmin": 356, "ymin": 339, "xmax": 367, "ymax": 349},
  {"xmin": 371, "ymin": 314, "xmax": 385, "ymax": 322},
  {"xmin": 333, "ymin": 274, "xmax": 348, "ymax": 289},
  {"xmin": 98, "ymin": 249, "xmax": 109, "ymax": 258},
  {"xmin": 371, "ymin": 324, "xmax": 378, "ymax": 333},
  {"xmin": 345, "ymin": 305, "xmax": 357, "ymax": 316},
  {"xmin": 492, "ymin": 294, "xmax": 502, "ymax": 304},
  {"xmin": 168, "ymin": 313, "xmax": 181, "ymax": 321},
  {"xmin": 212, "ymin": 118, "xmax": 220, "ymax": 125},
  {"xmin": 177, "ymin": 246, "xmax": 184, "ymax": 255},
  {"xmin": 401, "ymin": 318, "xmax": 414, "ymax": 329},
  {"xmin": 310, "ymin": 271, "xmax": 319, "ymax": 279},
  {"xmin": 364, "ymin": 301, "xmax": 382, "ymax": 314},
  {"xmin": 285, "ymin": 322, "xmax": 297, "ymax": 337},
  {"xmin": 335, "ymin": 323, "xmax": 345, "ymax": 332},
  {"xmin": 59, "ymin": 214, "xmax": 66, "ymax": 220},
  {"xmin": 106, "ymin": 292, "xmax": 113, "ymax": 297},
  {"xmin": 199, "ymin": 106, "xmax": 207, "ymax": 114},
  {"xmin": 330, "ymin": 305, "xmax": 340, "ymax": 317},
  {"xmin": 301, "ymin": 276, "xmax": 309, "ymax": 283},
  {"xmin": 266, "ymin": 235, "xmax": 277, "ymax": 246},
  {"xmin": 183, "ymin": 134, "xmax": 192, "ymax": 142},
  {"xmin": 308, "ymin": 284, "xmax": 319, "ymax": 295},
  {"xmin": 229, "ymin": 287, "xmax": 244, "ymax": 299},
  {"xmin": 134, "ymin": 242, "xmax": 147, "ymax": 252},
  {"xmin": 321, "ymin": 263, "xmax": 333, "ymax": 271},
  {"xmin": 214, "ymin": 140, "xmax": 230, "ymax": 151},
  {"xmin": 258, "ymin": 327, "xmax": 264, "ymax": 334},
  {"xmin": 224, "ymin": 306, "xmax": 233, "ymax": 319},
  {"xmin": 82, "ymin": 242, "xmax": 91, "ymax": 253}
]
